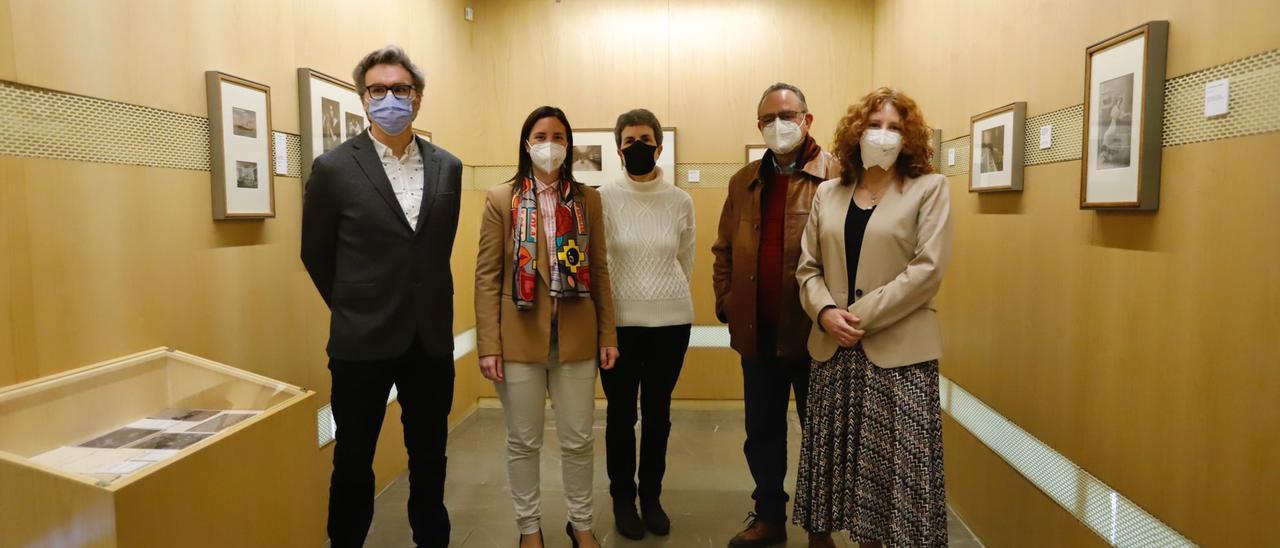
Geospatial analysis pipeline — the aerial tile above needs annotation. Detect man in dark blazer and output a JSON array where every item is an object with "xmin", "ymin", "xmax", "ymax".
[{"xmin": 301, "ymin": 45, "xmax": 461, "ymax": 548}]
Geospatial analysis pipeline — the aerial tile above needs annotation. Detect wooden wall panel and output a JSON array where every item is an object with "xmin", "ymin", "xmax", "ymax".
[
  {"xmin": 874, "ymin": 0, "xmax": 1280, "ymax": 543},
  {"xmin": 465, "ymin": 0, "xmax": 874, "ymax": 165}
]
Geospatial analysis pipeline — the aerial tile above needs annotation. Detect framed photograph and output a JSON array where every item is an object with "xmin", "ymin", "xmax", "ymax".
[
  {"xmin": 1081, "ymin": 21, "xmax": 1168, "ymax": 210},
  {"xmin": 969, "ymin": 102, "xmax": 1026, "ymax": 192},
  {"xmin": 298, "ymin": 68, "xmax": 365, "ymax": 184},
  {"xmin": 205, "ymin": 71, "xmax": 275, "ymax": 219},
  {"xmin": 929, "ymin": 128, "xmax": 943, "ymax": 172},
  {"xmin": 745, "ymin": 144, "xmax": 768, "ymax": 164},
  {"xmin": 412, "ymin": 127, "xmax": 433, "ymax": 143},
  {"xmin": 571, "ymin": 127, "xmax": 677, "ymax": 186}
]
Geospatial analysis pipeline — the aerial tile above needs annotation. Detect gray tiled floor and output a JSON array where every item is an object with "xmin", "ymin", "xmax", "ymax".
[{"xmin": 366, "ymin": 408, "xmax": 981, "ymax": 547}]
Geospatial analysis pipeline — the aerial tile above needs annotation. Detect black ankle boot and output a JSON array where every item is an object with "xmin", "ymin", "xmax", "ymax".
[
  {"xmin": 613, "ymin": 499, "xmax": 646, "ymax": 540},
  {"xmin": 641, "ymin": 498, "xmax": 671, "ymax": 536}
]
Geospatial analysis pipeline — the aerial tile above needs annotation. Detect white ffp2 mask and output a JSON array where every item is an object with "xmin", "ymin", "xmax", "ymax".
[
  {"xmin": 860, "ymin": 128, "xmax": 903, "ymax": 171},
  {"xmin": 528, "ymin": 142, "xmax": 567, "ymax": 174},
  {"xmin": 762, "ymin": 119, "xmax": 805, "ymax": 155}
]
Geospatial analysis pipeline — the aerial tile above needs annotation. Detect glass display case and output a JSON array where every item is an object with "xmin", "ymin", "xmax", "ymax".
[{"xmin": 0, "ymin": 348, "xmax": 323, "ymax": 548}]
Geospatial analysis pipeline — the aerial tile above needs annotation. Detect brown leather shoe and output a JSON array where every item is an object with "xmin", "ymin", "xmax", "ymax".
[
  {"xmin": 728, "ymin": 512, "xmax": 787, "ymax": 547},
  {"xmin": 807, "ymin": 532, "xmax": 837, "ymax": 548}
]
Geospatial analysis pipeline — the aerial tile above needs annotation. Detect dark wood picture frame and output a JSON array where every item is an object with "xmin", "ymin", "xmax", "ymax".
[
  {"xmin": 968, "ymin": 102, "xmax": 1026, "ymax": 193},
  {"xmin": 297, "ymin": 68, "xmax": 360, "ymax": 186},
  {"xmin": 205, "ymin": 71, "xmax": 276, "ymax": 220},
  {"xmin": 1080, "ymin": 20, "xmax": 1169, "ymax": 210}
]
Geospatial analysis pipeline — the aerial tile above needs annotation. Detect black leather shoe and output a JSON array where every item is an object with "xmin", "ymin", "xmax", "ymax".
[
  {"xmin": 614, "ymin": 499, "xmax": 646, "ymax": 540},
  {"xmin": 641, "ymin": 498, "xmax": 671, "ymax": 536},
  {"xmin": 565, "ymin": 522, "xmax": 598, "ymax": 548}
]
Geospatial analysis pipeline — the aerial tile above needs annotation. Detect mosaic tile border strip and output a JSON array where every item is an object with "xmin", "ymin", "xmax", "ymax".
[{"xmin": 4, "ymin": 48, "xmax": 1273, "ymax": 181}]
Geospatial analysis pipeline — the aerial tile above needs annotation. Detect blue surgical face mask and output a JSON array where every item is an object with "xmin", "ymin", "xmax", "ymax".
[{"xmin": 366, "ymin": 94, "xmax": 415, "ymax": 136}]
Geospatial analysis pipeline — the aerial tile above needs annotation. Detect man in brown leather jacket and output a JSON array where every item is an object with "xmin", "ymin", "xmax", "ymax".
[{"xmin": 712, "ymin": 82, "xmax": 839, "ymax": 547}]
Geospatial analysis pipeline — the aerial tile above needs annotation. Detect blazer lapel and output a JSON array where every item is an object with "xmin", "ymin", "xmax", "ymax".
[
  {"xmin": 414, "ymin": 137, "xmax": 441, "ymax": 235},
  {"xmin": 351, "ymin": 133, "xmax": 412, "ymax": 232}
]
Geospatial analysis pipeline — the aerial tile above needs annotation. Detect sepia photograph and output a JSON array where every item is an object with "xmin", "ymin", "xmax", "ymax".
[
  {"xmin": 128, "ymin": 432, "xmax": 212, "ymax": 451},
  {"xmin": 980, "ymin": 125, "xmax": 1005, "ymax": 173},
  {"xmin": 149, "ymin": 409, "xmax": 219, "ymax": 422},
  {"xmin": 189, "ymin": 412, "xmax": 255, "ymax": 433},
  {"xmin": 1097, "ymin": 72, "xmax": 1134, "ymax": 169},
  {"xmin": 345, "ymin": 112, "xmax": 365, "ymax": 138},
  {"xmin": 236, "ymin": 161, "xmax": 258, "ymax": 189},
  {"xmin": 322, "ymin": 97, "xmax": 341, "ymax": 152},
  {"xmin": 969, "ymin": 102, "xmax": 1025, "ymax": 193},
  {"xmin": 572, "ymin": 145, "xmax": 602, "ymax": 172},
  {"xmin": 232, "ymin": 107, "xmax": 257, "ymax": 138},
  {"xmin": 78, "ymin": 427, "xmax": 162, "ymax": 449}
]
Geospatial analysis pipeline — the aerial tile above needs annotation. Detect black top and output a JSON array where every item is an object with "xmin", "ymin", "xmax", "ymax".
[{"xmin": 844, "ymin": 198, "xmax": 876, "ymax": 295}]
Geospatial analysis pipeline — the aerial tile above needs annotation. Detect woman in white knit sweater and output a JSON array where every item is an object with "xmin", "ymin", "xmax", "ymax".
[{"xmin": 597, "ymin": 108, "xmax": 695, "ymax": 541}]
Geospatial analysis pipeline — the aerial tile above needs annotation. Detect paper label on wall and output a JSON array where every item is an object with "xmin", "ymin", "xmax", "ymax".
[
  {"xmin": 1204, "ymin": 78, "xmax": 1230, "ymax": 118},
  {"xmin": 273, "ymin": 133, "xmax": 289, "ymax": 175},
  {"xmin": 1039, "ymin": 125, "xmax": 1053, "ymax": 149},
  {"xmin": 687, "ymin": 169, "xmax": 700, "ymax": 183},
  {"xmin": 947, "ymin": 148, "xmax": 956, "ymax": 166}
]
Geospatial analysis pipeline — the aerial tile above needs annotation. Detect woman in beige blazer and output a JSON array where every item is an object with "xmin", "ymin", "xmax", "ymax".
[
  {"xmin": 474, "ymin": 106, "xmax": 618, "ymax": 548},
  {"xmin": 791, "ymin": 88, "xmax": 953, "ymax": 548}
]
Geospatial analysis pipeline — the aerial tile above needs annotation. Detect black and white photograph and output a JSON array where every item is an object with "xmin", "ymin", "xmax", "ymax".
[
  {"xmin": 232, "ymin": 107, "xmax": 257, "ymax": 138},
  {"xmin": 322, "ymin": 97, "xmax": 341, "ymax": 152},
  {"xmin": 969, "ymin": 102, "xmax": 1025, "ymax": 192},
  {"xmin": 980, "ymin": 125, "xmax": 1005, "ymax": 173},
  {"xmin": 1097, "ymin": 73, "xmax": 1134, "ymax": 169},
  {"xmin": 128, "ymin": 432, "xmax": 212, "ymax": 451},
  {"xmin": 78, "ymin": 427, "xmax": 162, "ymax": 449},
  {"xmin": 572, "ymin": 145, "xmax": 602, "ymax": 172},
  {"xmin": 299, "ymin": 68, "xmax": 363, "ymax": 185},
  {"xmin": 189, "ymin": 413, "xmax": 255, "ymax": 433},
  {"xmin": 149, "ymin": 409, "xmax": 219, "ymax": 422},
  {"xmin": 236, "ymin": 161, "xmax": 258, "ymax": 189},
  {"xmin": 345, "ymin": 112, "xmax": 365, "ymax": 138},
  {"xmin": 206, "ymin": 71, "xmax": 275, "ymax": 219},
  {"xmin": 1081, "ymin": 21, "xmax": 1167, "ymax": 210}
]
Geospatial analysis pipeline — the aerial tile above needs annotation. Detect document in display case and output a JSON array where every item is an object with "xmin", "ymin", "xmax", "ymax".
[{"xmin": 0, "ymin": 348, "xmax": 324, "ymax": 548}]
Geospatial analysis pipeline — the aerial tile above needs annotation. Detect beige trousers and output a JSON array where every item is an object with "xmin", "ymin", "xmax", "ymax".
[{"xmin": 495, "ymin": 337, "xmax": 598, "ymax": 534}]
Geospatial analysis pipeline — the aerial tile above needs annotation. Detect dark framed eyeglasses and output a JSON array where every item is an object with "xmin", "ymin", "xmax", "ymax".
[
  {"xmin": 758, "ymin": 110, "xmax": 807, "ymax": 124},
  {"xmin": 366, "ymin": 84, "xmax": 415, "ymax": 100}
]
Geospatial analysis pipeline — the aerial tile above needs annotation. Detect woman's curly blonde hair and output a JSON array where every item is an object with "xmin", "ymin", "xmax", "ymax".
[{"xmin": 832, "ymin": 87, "xmax": 935, "ymax": 183}]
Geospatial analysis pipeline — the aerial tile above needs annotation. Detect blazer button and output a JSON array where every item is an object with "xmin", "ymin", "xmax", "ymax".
[
  {"xmin": 855, "ymin": 289, "xmax": 864, "ymax": 298},
  {"xmin": 753, "ymin": 223, "xmax": 759, "ymax": 230},
  {"xmin": 749, "ymin": 275, "xmax": 756, "ymax": 281}
]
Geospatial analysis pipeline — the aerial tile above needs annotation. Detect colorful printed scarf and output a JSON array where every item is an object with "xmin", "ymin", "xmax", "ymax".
[{"xmin": 510, "ymin": 176, "xmax": 591, "ymax": 310}]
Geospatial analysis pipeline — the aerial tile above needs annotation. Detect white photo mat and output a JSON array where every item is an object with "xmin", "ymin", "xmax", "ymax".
[
  {"xmin": 970, "ymin": 111, "xmax": 1015, "ymax": 190},
  {"xmin": 206, "ymin": 72, "xmax": 274, "ymax": 219},
  {"xmin": 298, "ymin": 69, "xmax": 364, "ymax": 184},
  {"xmin": 1085, "ymin": 34, "xmax": 1145, "ymax": 205},
  {"xmin": 571, "ymin": 128, "xmax": 676, "ymax": 187}
]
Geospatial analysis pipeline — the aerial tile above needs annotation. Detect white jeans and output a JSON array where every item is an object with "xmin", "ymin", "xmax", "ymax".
[{"xmin": 495, "ymin": 338, "xmax": 598, "ymax": 534}]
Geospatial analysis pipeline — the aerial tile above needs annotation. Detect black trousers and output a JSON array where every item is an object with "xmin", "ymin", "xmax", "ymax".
[
  {"xmin": 327, "ymin": 336, "xmax": 454, "ymax": 548},
  {"xmin": 741, "ymin": 325, "xmax": 810, "ymax": 524},
  {"xmin": 600, "ymin": 324, "xmax": 692, "ymax": 503}
]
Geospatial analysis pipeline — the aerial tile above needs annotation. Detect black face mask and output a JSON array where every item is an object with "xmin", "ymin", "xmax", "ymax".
[{"xmin": 621, "ymin": 141, "xmax": 658, "ymax": 177}]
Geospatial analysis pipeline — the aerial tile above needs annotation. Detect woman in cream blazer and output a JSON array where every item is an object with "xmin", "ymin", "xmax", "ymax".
[{"xmin": 791, "ymin": 88, "xmax": 953, "ymax": 548}]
